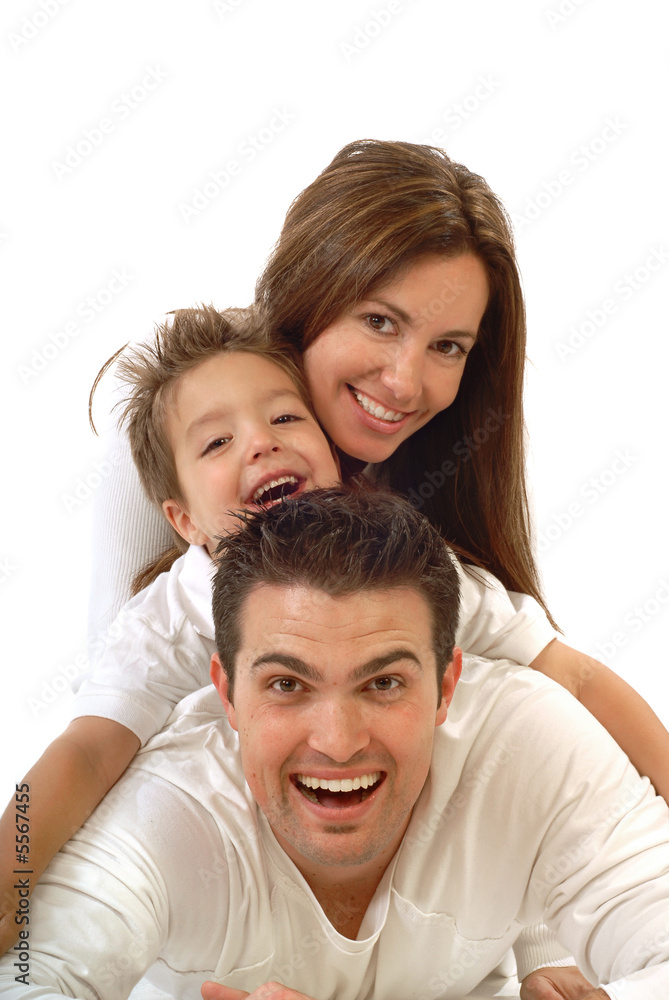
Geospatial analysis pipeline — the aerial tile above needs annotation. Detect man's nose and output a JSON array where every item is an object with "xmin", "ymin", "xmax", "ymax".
[
  {"xmin": 307, "ymin": 700, "xmax": 370, "ymax": 762},
  {"xmin": 378, "ymin": 344, "xmax": 423, "ymax": 404}
]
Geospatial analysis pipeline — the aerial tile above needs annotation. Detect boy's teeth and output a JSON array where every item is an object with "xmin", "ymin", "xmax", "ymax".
[
  {"xmin": 297, "ymin": 772, "xmax": 381, "ymax": 792},
  {"xmin": 252, "ymin": 474, "xmax": 298, "ymax": 502},
  {"xmin": 351, "ymin": 389, "xmax": 405, "ymax": 423}
]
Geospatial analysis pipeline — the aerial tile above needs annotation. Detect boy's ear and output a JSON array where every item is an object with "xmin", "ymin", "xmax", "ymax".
[
  {"xmin": 211, "ymin": 653, "xmax": 237, "ymax": 731},
  {"xmin": 162, "ymin": 498, "xmax": 208, "ymax": 547},
  {"xmin": 435, "ymin": 647, "xmax": 462, "ymax": 726}
]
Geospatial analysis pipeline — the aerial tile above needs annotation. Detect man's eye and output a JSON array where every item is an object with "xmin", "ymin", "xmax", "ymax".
[
  {"xmin": 368, "ymin": 676, "xmax": 400, "ymax": 692},
  {"xmin": 270, "ymin": 677, "xmax": 304, "ymax": 693},
  {"xmin": 203, "ymin": 437, "xmax": 231, "ymax": 455}
]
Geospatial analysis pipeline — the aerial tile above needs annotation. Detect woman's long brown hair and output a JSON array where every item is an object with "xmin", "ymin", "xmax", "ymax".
[{"xmin": 256, "ymin": 139, "xmax": 557, "ymax": 628}]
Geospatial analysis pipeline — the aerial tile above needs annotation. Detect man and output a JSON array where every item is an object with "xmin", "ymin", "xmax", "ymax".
[{"xmin": 1, "ymin": 489, "xmax": 668, "ymax": 999}]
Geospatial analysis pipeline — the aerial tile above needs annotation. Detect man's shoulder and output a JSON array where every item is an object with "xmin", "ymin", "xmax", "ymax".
[{"xmin": 431, "ymin": 654, "xmax": 632, "ymax": 798}]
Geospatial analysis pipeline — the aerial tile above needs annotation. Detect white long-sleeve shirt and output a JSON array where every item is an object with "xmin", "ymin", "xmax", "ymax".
[{"xmin": 5, "ymin": 656, "xmax": 668, "ymax": 1000}]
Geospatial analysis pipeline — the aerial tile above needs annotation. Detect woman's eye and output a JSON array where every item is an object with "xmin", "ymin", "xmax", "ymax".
[
  {"xmin": 270, "ymin": 677, "xmax": 304, "ymax": 693},
  {"xmin": 434, "ymin": 340, "xmax": 467, "ymax": 358},
  {"xmin": 365, "ymin": 314, "xmax": 395, "ymax": 334},
  {"xmin": 202, "ymin": 437, "xmax": 231, "ymax": 455}
]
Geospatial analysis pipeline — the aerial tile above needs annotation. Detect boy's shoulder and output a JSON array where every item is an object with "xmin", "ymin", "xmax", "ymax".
[{"xmin": 117, "ymin": 544, "xmax": 216, "ymax": 641}]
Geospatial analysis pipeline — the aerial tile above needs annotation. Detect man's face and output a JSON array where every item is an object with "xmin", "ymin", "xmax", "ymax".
[{"xmin": 211, "ymin": 584, "xmax": 461, "ymax": 880}]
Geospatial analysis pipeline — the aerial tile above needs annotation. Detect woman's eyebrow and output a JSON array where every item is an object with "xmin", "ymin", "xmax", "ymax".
[{"xmin": 362, "ymin": 298, "xmax": 478, "ymax": 341}]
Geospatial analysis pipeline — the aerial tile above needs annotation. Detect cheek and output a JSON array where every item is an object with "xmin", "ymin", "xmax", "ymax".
[{"xmin": 428, "ymin": 366, "xmax": 466, "ymax": 411}]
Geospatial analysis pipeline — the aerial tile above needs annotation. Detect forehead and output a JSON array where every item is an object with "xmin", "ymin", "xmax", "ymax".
[
  {"xmin": 164, "ymin": 352, "xmax": 303, "ymax": 440},
  {"xmin": 237, "ymin": 583, "xmax": 436, "ymax": 666}
]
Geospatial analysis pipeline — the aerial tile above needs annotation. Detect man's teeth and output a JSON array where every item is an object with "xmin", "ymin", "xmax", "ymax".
[
  {"xmin": 297, "ymin": 772, "xmax": 381, "ymax": 792},
  {"xmin": 351, "ymin": 389, "xmax": 404, "ymax": 423},
  {"xmin": 252, "ymin": 475, "xmax": 298, "ymax": 503}
]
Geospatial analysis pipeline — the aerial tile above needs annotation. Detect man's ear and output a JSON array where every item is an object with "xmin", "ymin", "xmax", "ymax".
[
  {"xmin": 435, "ymin": 647, "xmax": 462, "ymax": 726},
  {"xmin": 210, "ymin": 653, "xmax": 237, "ymax": 731},
  {"xmin": 163, "ymin": 498, "xmax": 208, "ymax": 547}
]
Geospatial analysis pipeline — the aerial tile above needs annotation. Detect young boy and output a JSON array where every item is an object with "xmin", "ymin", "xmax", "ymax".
[{"xmin": 0, "ymin": 305, "xmax": 575, "ymax": 975}]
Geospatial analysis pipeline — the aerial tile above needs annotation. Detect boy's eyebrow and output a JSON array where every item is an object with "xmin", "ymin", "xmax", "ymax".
[
  {"xmin": 185, "ymin": 387, "xmax": 304, "ymax": 440},
  {"xmin": 249, "ymin": 649, "xmax": 423, "ymax": 684}
]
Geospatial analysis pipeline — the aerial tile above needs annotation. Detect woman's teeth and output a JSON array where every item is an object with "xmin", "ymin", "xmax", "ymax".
[{"xmin": 351, "ymin": 389, "xmax": 405, "ymax": 423}]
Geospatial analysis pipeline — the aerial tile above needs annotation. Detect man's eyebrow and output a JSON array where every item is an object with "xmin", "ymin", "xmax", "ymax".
[
  {"xmin": 185, "ymin": 388, "xmax": 303, "ymax": 440},
  {"xmin": 250, "ymin": 654, "xmax": 324, "ymax": 683},
  {"xmin": 366, "ymin": 297, "xmax": 478, "ymax": 343},
  {"xmin": 249, "ymin": 649, "xmax": 422, "ymax": 684}
]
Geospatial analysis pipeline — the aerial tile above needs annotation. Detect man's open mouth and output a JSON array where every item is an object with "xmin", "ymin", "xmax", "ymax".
[
  {"xmin": 292, "ymin": 772, "xmax": 384, "ymax": 808},
  {"xmin": 249, "ymin": 474, "xmax": 304, "ymax": 506}
]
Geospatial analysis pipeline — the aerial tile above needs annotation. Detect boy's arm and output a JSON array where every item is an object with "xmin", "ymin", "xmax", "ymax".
[
  {"xmin": 530, "ymin": 639, "xmax": 669, "ymax": 802},
  {"xmin": 0, "ymin": 717, "xmax": 139, "ymax": 954}
]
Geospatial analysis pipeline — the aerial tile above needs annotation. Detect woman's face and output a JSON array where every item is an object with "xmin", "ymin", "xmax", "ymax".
[{"xmin": 303, "ymin": 254, "xmax": 490, "ymax": 465}]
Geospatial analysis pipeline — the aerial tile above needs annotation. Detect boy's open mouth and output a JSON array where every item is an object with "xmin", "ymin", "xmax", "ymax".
[
  {"xmin": 248, "ymin": 474, "xmax": 304, "ymax": 506},
  {"xmin": 292, "ymin": 772, "xmax": 384, "ymax": 808}
]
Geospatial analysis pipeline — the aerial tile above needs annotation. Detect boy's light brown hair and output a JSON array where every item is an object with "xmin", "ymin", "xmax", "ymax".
[{"xmin": 90, "ymin": 304, "xmax": 313, "ymax": 592}]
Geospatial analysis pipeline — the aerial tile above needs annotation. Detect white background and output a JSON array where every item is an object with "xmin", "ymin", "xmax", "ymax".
[{"xmin": 1, "ymin": 0, "xmax": 668, "ymax": 809}]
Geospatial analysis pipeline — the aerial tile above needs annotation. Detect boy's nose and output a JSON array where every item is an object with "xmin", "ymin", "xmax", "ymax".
[{"xmin": 247, "ymin": 427, "xmax": 282, "ymax": 461}]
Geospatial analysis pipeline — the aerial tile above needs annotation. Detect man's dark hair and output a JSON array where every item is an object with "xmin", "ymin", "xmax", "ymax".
[{"xmin": 212, "ymin": 487, "xmax": 460, "ymax": 700}]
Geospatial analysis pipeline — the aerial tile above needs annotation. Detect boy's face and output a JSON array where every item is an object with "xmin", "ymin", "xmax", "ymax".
[{"xmin": 162, "ymin": 352, "xmax": 340, "ymax": 552}]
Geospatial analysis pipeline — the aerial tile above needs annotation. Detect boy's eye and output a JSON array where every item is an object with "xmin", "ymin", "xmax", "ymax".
[
  {"xmin": 202, "ymin": 437, "xmax": 231, "ymax": 455},
  {"xmin": 273, "ymin": 413, "xmax": 304, "ymax": 425}
]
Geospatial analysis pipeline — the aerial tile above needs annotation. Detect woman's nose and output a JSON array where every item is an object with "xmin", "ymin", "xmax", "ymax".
[{"xmin": 378, "ymin": 345, "xmax": 423, "ymax": 404}]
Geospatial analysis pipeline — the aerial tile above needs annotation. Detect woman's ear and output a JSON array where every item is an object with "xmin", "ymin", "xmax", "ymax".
[{"xmin": 162, "ymin": 498, "xmax": 208, "ymax": 546}]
